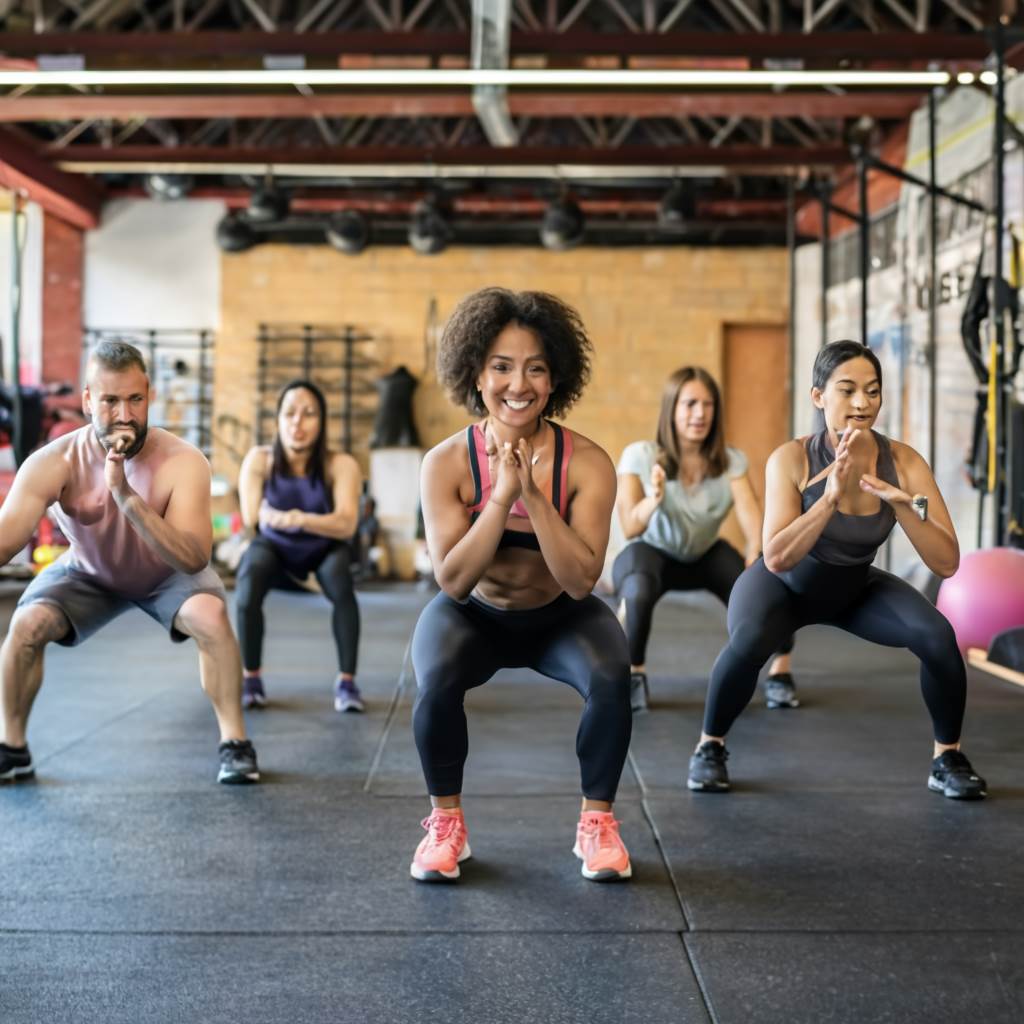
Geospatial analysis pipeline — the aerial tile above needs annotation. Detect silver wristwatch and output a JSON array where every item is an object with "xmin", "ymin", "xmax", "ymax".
[{"xmin": 910, "ymin": 494, "xmax": 928, "ymax": 521}]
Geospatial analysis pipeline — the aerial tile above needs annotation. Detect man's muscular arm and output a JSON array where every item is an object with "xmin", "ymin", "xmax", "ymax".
[
  {"xmin": 0, "ymin": 448, "xmax": 68, "ymax": 565},
  {"xmin": 108, "ymin": 446, "xmax": 213, "ymax": 575}
]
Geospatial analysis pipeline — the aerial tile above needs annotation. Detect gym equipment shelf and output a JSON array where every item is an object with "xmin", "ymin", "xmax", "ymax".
[{"xmin": 255, "ymin": 323, "xmax": 378, "ymax": 454}]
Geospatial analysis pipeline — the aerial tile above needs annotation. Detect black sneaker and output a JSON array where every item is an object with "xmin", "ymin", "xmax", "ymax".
[
  {"xmin": 0, "ymin": 742, "xmax": 34, "ymax": 783},
  {"xmin": 217, "ymin": 739, "xmax": 260, "ymax": 785},
  {"xmin": 687, "ymin": 740, "xmax": 730, "ymax": 792},
  {"xmin": 764, "ymin": 673, "xmax": 800, "ymax": 709},
  {"xmin": 928, "ymin": 750, "xmax": 987, "ymax": 800},
  {"xmin": 629, "ymin": 672, "xmax": 650, "ymax": 713}
]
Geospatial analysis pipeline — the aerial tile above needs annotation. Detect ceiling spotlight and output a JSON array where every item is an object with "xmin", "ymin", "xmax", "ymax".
[
  {"xmin": 979, "ymin": 70, "xmax": 998, "ymax": 86},
  {"xmin": 248, "ymin": 183, "xmax": 290, "ymax": 223},
  {"xmin": 540, "ymin": 198, "xmax": 584, "ymax": 251},
  {"xmin": 215, "ymin": 212, "xmax": 257, "ymax": 253},
  {"xmin": 408, "ymin": 198, "xmax": 452, "ymax": 255},
  {"xmin": 325, "ymin": 209, "xmax": 370, "ymax": 255},
  {"xmin": 658, "ymin": 181, "xmax": 696, "ymax": 229},
  {"xmin": 956, "ymin": 71, "xmax": 976, "ymax": 85},
  {"xmin": 143, "ymin": 172, "xmax": 193, "ymax": 201}
]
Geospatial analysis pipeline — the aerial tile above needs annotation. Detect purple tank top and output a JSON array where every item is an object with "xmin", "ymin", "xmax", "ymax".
[{"xmin": 261, "ymin": 470, "xmax": 333, "ymax": 575}]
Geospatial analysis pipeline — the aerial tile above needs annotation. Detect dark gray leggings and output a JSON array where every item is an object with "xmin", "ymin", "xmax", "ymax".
[
  {"xmin": 411, "ymin": 591, "xmax": 632, "ymax": 801},
  {"xmin": 703, "ymin": 557, "xmax": 966, "ymax": 743},
  {"xmin": 235, "ymin": 536, "xmax": 360, "ymax": 675},
  {"xmin": 612, "ymin": 540, "xmax": 794, "ymax": 666}
]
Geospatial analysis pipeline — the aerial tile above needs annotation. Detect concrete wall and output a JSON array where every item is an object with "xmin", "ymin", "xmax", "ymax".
[{"xmin": 84, "ymin": 198, "xmax": 225, "ymax": 332}]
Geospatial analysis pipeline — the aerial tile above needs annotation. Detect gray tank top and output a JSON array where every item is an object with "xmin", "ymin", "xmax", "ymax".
[{"xmin": 800, "ymin": 428, "xmax": 899, "ymax": 566}]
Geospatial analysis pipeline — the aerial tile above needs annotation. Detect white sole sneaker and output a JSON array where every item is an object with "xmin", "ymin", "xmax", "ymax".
[
  {"xmin": 410, "ymin": 842, "xmax": 472, "ymax": 882},
  {"xmin": 572, "ymin": 842, "xmax": 632, "ymax": 881}
]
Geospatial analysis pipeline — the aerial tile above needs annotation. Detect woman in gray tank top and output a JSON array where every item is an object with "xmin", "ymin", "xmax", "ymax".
[
  {"xmin": 612, "ymin": 366, "xmax": 797, "ymax": 714},
  {"xmin": 687, "ymin": 340, "xmax": 986, "ymax": 801}
]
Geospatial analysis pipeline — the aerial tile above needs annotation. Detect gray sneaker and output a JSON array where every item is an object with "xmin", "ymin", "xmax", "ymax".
[
  {"xmin": 334, "ymin": 678, "xmax": 365, "ymax": 713},
  {"xmin": 764, "ymin": 673, "xmax": 800, "ymax": 709},
  {"xmin": 629, "ymin": 672, "xmax": 650, "ymax": 713},
  {"xmin": 217, "ymin": 739, "xmax": 260, "ymax": 784},
  {"xmin": 687, "ymin": 740, "xmax": 730, "ymax": 792}
]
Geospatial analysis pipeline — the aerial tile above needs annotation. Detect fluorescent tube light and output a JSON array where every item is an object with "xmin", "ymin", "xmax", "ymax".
[{"xmin": 0, "ymin": 68, "xmax": 951, "ymax": 87}]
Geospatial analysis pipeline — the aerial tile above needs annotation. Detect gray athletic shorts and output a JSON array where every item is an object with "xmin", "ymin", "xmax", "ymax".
[{"xmin": 16, "ymin": 559, "xmax": 227, "ymax": 647}]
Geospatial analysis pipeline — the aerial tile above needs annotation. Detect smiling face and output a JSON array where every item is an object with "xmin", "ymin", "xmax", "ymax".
[
  {"xmin": 812, "ymin": 356, "xmax": 882, "ymax": 437},
  {"xmin": 475, "ymin": 322, "xmax": 553, "ymax": 428},
  {"xmin": 277, "ymin": 386, "xmax": 323, "ymax": 454},
  {"xmin": 83, "ymin": 363, "xmax": 150, "ymax": 458},
  {"xmin": 673, "ymin": 378, "xmax": 716, "ymax": 447}
]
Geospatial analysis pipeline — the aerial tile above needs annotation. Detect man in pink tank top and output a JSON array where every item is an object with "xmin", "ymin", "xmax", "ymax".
[{"xmin": 0, "ymin": 340, "xmax": 258, "ymax": 785}]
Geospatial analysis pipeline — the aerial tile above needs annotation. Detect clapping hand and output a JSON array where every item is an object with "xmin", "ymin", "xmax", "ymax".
[
  {"xmin": 484, "ymin": 427, "xmax": 522, "ymax": 511},
  {"xmin": 859, "ymin": 473, "xmax": 910, "ymax": 506},
  {"xmin": 650, "ymin": 463, "xmax": 666, "ymax": 505},
  {"xmin": 823, "ymin": 428, "xmax": 859, "ymax": 508}
]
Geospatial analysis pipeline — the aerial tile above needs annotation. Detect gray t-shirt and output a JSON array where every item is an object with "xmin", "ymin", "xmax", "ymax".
[{"xmin": 617, "ymin": 440, "xmax": 748, "ymax": 562}]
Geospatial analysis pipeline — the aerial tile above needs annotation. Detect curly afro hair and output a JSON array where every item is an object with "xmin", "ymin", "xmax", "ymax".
[{"xmin": 437, "ymin": 288, "xmax": 593, "ymax": 419}]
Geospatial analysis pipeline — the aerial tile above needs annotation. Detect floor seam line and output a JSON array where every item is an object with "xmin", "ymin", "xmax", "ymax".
[
  {"xmin": 32, "ymin": 690, "xmax": 176, "ymax": 769},
  {"xmin": 362, "ymin": 633, "xmax": 413, "ymax": 793}
]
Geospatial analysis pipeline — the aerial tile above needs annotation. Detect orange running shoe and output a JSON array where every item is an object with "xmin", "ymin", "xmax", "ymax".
[
  {"xmin": 573, "ymin": 811, "xmax": 632, "ymax": 882},
  {"xmin": 410, "ymin": 807, "xmax": 471, "ymax": 882}
]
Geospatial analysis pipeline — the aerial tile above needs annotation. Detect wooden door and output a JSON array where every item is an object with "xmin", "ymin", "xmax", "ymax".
[{"xmin": 719, "ymin": 323, "xmax": 790, "ymax": 554}]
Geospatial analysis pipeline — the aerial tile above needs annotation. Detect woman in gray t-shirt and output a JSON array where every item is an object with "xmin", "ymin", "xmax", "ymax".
[{"xmin": 612, "ymin": 366, "xmax": 795, "ymax": 713}]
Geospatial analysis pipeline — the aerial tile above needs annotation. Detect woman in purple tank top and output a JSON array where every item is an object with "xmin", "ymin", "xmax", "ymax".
[{"xmin": 235, "ymin": 380, "xmax": 364, "ymax": 712}]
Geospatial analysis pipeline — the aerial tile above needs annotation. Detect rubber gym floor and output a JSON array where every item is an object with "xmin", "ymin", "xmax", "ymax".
[{"xmin": 2, "ymin": 579, "xmax": 1022, "ymax": 1024}]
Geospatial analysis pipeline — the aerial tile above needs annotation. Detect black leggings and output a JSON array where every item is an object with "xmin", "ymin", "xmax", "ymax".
[
  {"xmin": 703, "ymin": 557, "xmax": 966, "ymax": 743},
  {"xmin": 411, "ymin": 592, "xmax": 632, "ymax": 801},
  {"xmin": 612, "ymin": 540, "xmax": 794, "ymax": 666},
  {"xmin": 235, "ymin": 536, "xmax": 360, "ymax": 675}
]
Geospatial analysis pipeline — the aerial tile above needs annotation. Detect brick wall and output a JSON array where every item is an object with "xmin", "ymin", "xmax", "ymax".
[
  {"xmin": 215, "ymin": 244, "xmax": 789, "ymax": 479},
  {"xmin": 42, "ymin": 213, "xmax": 83, "ymax": 387}
]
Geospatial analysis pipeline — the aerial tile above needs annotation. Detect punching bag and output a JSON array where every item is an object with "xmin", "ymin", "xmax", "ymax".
[{"xmin": 370, "ymin": 366, "xmax": 420, "ymax": 449}]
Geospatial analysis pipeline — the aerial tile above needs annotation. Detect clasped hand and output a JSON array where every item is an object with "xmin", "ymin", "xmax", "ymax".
[
  {"xmin": 259, "ymin": 500, "xmax": 306, "ymax": 532},
  {"xmin": 486, "ymin": 429, "xmax": 540, "ymax": 510},
  {"xmin": 825, "ymin": 429, "xmax": 910, "ymax": 508},
  {"xmin": 103, "ymin": 433, "xmax": 133, "ymax": 495}
]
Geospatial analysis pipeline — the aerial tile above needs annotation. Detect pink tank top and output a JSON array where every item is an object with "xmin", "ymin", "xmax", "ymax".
[
  {"xmin": 52, "ymin": 427, "xmax": 195, "ymax": 598},
  {"xmin": 465, "ymin": 420, "xmax": 573, "ymax": 552}
]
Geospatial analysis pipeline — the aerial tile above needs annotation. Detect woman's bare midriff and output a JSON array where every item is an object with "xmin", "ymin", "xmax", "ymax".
[{"xmin": 472, "ymin": 547, "xmax": 564, "ymax": 609}]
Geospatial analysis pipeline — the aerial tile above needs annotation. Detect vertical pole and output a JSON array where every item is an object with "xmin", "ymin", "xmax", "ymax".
[
  {"xmin": 344, "ymin": 326, "xmax": 354, "ymax": 454},
  {"xmin": 9, "ymin": 192, "xmax": 23, "ymax": 465},
  {"xmin": 787, "ymin": 176, "xmax": 796, "ymax": 437},
  {"xmin": 993, "ymin": 23, "xmax": 1007, "ymax": 544},
  {"xmin": 928, "ymin": 90, "xmax": 938, "ymax": 468},
  {"xmin": 257, "ymin": 323, "xmax": 268, "ymax": 445},
  {"xmin": 820, "ymin": 181, "xmax": 830, "ymax": 349},
  {"xmin": 198, "ymin": 330, "xmax": 209, "ymax": 456},
  {"xmin": 858, "ymin": 151, "xmax": 870, "ymax": 347}
]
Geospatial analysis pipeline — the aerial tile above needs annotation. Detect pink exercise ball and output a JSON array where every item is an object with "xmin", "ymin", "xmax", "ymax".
[{"xmin": 936, "ymin": 547, "xmax": 1024, "ymax": 654}]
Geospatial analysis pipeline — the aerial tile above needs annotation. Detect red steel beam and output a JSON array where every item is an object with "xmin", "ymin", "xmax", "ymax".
[
  {"xmin": 0, "ymin": 127, "xmax": 101, "ymax": 229},
  {"xmin": 111, "ymin": 185, "xmax": 789, "ymax": 219},
  {"xmin": 0, "ymin": 91, "xmax": 924, "ymax": 121},
  {"xmin": 52, "ymin": 144, "xmax": 851, "ymax": 168},
  {"xmin": 0, "ymin": 30, "xmax": 990, "ymax": 60}
]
